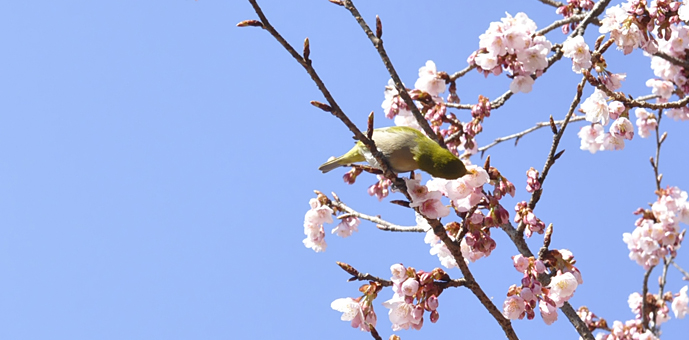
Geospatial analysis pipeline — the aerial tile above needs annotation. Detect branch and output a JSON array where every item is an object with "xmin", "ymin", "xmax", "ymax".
[
  {"xmin": 330, "ymin": 198, "xmax": 426, "ymax": 233},
  {"xmin": 654, "ymin": 51, "xmax": 689, "ymax": 69},
  {"xmin": 340, "ymin": 0, "xmax": 446, "ymax": 148},
  {"xmin": 449, "ymin": 65, "xmax": 476, "ymax": 81},
  {"xmin": 478, "ymin": 116, "xmax": 586, "ymax": 155},
  {"xmin": 587, "ymin": 73, "xmax": 689, "ymax": 110},
  {"xmin": 336, "ymin": 261, "xmax": 393, "ymax": 286},
  {"xmin": 672, "ymin": 260, "xmax": 689, "ymax": 280},
  {"xmin": 641, "ymin": 266, "xmax": 655, "ymax": 330},
  {"xmin": 573, "ymin": 0, "xmax": 610, "ymax": 37},
  {"xmin": 426, "ymin": 218, "xmax": 520, "ymax": 340}
]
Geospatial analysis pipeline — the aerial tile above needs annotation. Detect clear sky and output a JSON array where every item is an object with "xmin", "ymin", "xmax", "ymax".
[{"xmin": 0, "ymin": 1, "xmax": 687, "ymax": 339}]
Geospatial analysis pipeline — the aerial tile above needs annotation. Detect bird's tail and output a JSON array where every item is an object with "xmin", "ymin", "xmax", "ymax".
[{"xmin": 318, "ymin": 148, "xmax": 364, "ymax": 173}]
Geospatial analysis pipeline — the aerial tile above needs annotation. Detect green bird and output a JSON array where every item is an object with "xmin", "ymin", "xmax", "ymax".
[{"xmin": 318, "ymin": 126, "xmax": 467, "ymax": 180}]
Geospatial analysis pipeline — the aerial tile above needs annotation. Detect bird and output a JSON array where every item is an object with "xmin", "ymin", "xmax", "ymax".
[{"xmin": 318, "ymin": 126, "xmax": 467, "ymax": 180}]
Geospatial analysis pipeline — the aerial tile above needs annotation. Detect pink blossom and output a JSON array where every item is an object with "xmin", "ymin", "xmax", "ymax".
[
  {"xmin": 303, "ymin": 224, "xmax": 327, "ymax": 252},
  {"xmin": 422, "ymin": 217, "xmax": 458, "ymax": 269},
  {"xmin": 666, "ymin": 107, "xmax": 689, "ymax": 121},
  {"xmin": 390, "ymin": 264, "xmax": 407, "ymax": 283},
  {"xmin": 405, "ymin": 176, "xmax": 432, "ymax": 203},
  {"xmin": 502, "ymin": 295, "xmax": 526, "ymax": 319},
  {"xmin": 602, "ymin": 132, "xmax": 625, "ymax": 151},
  {"xmin": 513, "ymin": 254, "xmax": 529, "ymax": 273},
  {"xmin": 401, "ymin": 278, "xmax": 420, "ymax": 297},
  {"xmin": 578, "ymin": 124, "xmax": 605, "ymax": 153},
  {"xmin": 539, "ymin": 300, "xmax": 558, "ymax": 325},
  {"xmin": 635, "ymin": 108, "xmax": 657, "ymax": 138},
  {"xmin": 304, "ymin": 198, "xmax": 334, "ymax": 225},
  {"xmin": 525, "ymin": 167, "xmax": 540, "ymax": 193},
  {"xmin": 601, "ymin": 72, "xmax": 626, "ymax": 92},
  {"xmin": 600, "ymin": 5, "xmax": 646, "ymax": 54},
  {"xmin": 474, "ymin": 52, "xmax": 499, "ymax": 70},
  {"xmin": 410, "ymin": 191, "xmax": 450, "ymax": 219},
  {"xmin": 426, "ymin": 295, "xmax": 439, "ymax": 311},
  {"xmin": 672, "ymin": 285, "xmax": 689, "ymax": 319},
  {"xmin": 368, "ymin": 175, "xmax": 392, "ymax": 201},
  {"xmin": 518, "ymin": 45, "xmax": 549, "ymax": 73},
  {"xmin": 608, "ymin": 101, "xmax": 625, "ymax": 120},
  {"xmin": 547, "ymin": 272, "xmax": 578, "ymax": 307},
  {"xmin": 414, "ymin": 60, "xmax": 446, "ymax": 96},
  {"xmin": 581, "ymin": 89, "xmax": 610, "ymax": 125},
  {"xmin": 463, "ymin": 165, "xmax": 490, "ymax": 187},
  {"xmin": 610, "ymin": 117, "xmax": 634, "ymax": 140},
  {"xmin": 382, "ymin": 296, "xmax": 423, "ymax": 331},
  {"xmin": 562, "ymin": 35, "xmax": 592, "ymax": 73},
  {"xmin": 510, "ymin": 75, "xmax": 535, "ymax": 93},
  {"xmin": 645, "ymin": 79, "xmax": 675, "ymax": 100},
  {"xmin": 331, "ymin": 216, "xmax": 360, "ymax": 238},
  {"xmin": 331, "ymin": 297, "xmax": 374, "ymax": 331},
  {"xmin": 382, "ymin": 79, "xmax": 411, "ymax": 119},
  {"xmin": 680, "ymin": 1, "xmax": 689, "ymax": 22},
  {"xmin": 303, "ymin": 198, "xmax": 333, "ymax": 252}
]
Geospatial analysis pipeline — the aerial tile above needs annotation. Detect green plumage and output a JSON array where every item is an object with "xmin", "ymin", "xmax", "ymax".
[{"xmin": 318, "ymin": 126, "xmax": 467, "ymax": 180}]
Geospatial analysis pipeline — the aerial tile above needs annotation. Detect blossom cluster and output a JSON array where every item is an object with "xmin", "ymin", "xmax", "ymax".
[
  {"xmin": 381, "ymin": 264, "xmax": 448, "ymax": 331},
  {"xmin": 468, "ymin": 12, "xmax": 553, "ymax": 94},
  {"xmin": 623, "ymin": 186, "xmax": 688, "ymax": 269},
  {"xmin": 628, "ymin": 291, "xmax": 671, "ymax": 327},
  {"xmin": 514, "ymin": 201, "xmax": 546, "ymax": 237},
  {"xmin": 331, "ymin": 281, "xmax": 382, "ymax": 332},
  {"xmin": 302, "ymin": 194, "xmax": 361, "ymax": 252},
  {"xmin": 578, "ymin": 90, "xmax": 635, "ymax": 153},
  {"xmin": 579, "ymin": 286, "xmax": 688, "ymax": 339},
  {"xmin": 503, "ymin": 251, "xmax": 583, "ymax": 325},
  {"xmin": 406, "ymin": 174, "xmax": 450, "ymax": 219},
  {"xmin": 648, "ymin": 22, "xmax": 689, "ymax": 119},
  {"xmin": 595, "ymin": 319, "xmax": 659, "ymax": 340}
]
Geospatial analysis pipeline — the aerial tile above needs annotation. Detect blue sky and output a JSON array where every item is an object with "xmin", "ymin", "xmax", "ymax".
[{"xmin": 0, "ymin": 1, "xmax": 687, "ymax": 339}]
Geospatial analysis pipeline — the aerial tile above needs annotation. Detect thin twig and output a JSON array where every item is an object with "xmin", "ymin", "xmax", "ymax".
[
  {"xmin": 573, "ymin": 0, "xmax": 611, "ymax": 37},
  {"xmin": 449, "ymin": 65, "xmax": 476, "ymax": 81},
  {"xmin": 336, "ymin": 261, "xmax": 394, "ymax": 286},
  {"xmin": 671, "ymin": 260, "xmax": 689, "ymax": 280},
  {"xmin": 478, "ymin": 116, "xmax": 586, "ymax": 154},
  {"xmin": 652, "ymin": 109, "xmax": 664, "ymax": 191},
  {"xmin": 330, "ymin": 199, "xmax": 426, "ymax": 233},
  {"xmin": 341, "ymin": 0, "xmax": 446, "ymax": 148},
  {"xmin": 535, "ymin": 14, "xmax": 587, "ymax": 36}
]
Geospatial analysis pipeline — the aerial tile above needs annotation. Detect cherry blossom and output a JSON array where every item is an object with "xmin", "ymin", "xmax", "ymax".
[
  {"xmin": 581, "ymin": 89, "xmax": 610, "ymax": 125},
  {"xmin": 562, "ymin": 35, "xmax": 592, "ymax": 73},
  {"xmin": 672, "ymin": 285, "xmax": 689, "ymax": 319},
  {"xmin": 414, "ymin": 60, "xmax": 446, "ymax": 96}
]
